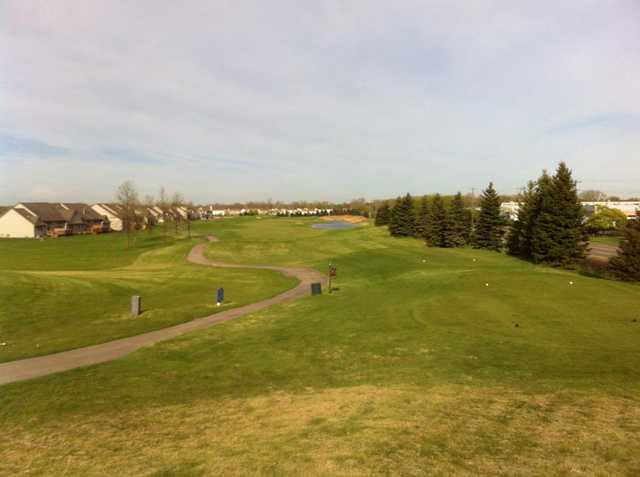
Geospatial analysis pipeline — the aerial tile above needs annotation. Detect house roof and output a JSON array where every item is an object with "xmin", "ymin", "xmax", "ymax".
[
  {"xmin": 18, "ymin": 203, "xmax": 69, "ymax": 222},
  {"xmin": 12, "ymin": 207, "xmax": 40, "ymax": 225},
  {"xmin": 63, "ymin": 203, "xmax": 107, "ymax": 222}
]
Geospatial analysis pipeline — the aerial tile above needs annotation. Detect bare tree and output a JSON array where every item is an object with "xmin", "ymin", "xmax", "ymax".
[
  {"xmin": 579, "ymin": 190, "xmax": 608, "ymax": 202},
  {"xmin": 171, "ymin": 192, "xmax": 185, "ymax": 235},
  {"xmin": 116, "ymin": 180, "xmax": 140, "ymax": 248},
  {"xmin": 143, "ymin": 194, "xmax": 156, "ymax": 233},
  {"xmin": 158, "ymin": 186, "xmax": 170, "ymax": 238}
]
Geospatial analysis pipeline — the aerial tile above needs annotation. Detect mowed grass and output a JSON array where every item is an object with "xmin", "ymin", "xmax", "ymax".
[
  {"xmin": 2, "ymin": 217, "xmax": 640, "ymax": 476},
  {"xmin": 0, "ymin": 230, "xmax": 296, "ymax": 362}
]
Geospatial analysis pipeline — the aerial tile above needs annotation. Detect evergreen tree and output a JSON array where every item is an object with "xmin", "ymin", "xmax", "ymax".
[
  {"xmin": 416, "ymin": 196, "xmax": 431, "ymax": 240},
  {"xmin": 609, "ymin": 210, "xmax": 640, "ymax": 281},
  {"xmin": 429, "ymin": 194, "xmax": 454, "ymax": 247},
  {"xmin": 474, "ymin": 182, "xmax": 505, "ymax": 251},
  {"xmin": 389, "ymin": 194, "xmax": 417, "ymax": 237},
  {"xmin": 507, "ymin": 180, "xmax": 538, "ymax": 258},
  {"xmin": 388, "ymin": 196, "xmax": 402, "ymax": 236},
  {"xmin": 531, "ymin": 162, "xmax": 587, "ymax": 266},
  {"xmin": 374, "ymin": 202, "xmax": 391, "ymax": 226},
  {"xmin": 450, "ymin": 192, "xmax": 469, "ymax": 247}
]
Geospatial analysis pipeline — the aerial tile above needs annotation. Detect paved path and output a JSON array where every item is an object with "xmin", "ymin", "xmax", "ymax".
[
  {"xmin": 587, "ymin": 242, "xmax": 620, "ymax": 263},
  {"xmin": 0, "ymin": 236, "xmax": 327, "ymax": 385}
]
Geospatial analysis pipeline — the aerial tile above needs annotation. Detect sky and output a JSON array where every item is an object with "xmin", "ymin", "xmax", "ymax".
[{"xmin": 1, "ymin": 0, "xmax": 639, "ymax": 204}]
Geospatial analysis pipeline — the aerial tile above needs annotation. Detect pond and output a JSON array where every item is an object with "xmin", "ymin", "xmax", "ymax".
[{"xmin": 311, "ymin": 221, "xmax": 359, "ymax": 230}]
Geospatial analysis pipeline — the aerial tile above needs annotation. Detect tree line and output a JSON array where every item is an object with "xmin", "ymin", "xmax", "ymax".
[
  {"xmin": 375, "ymin": 162, "xmax": 640, "ymax": 281},
  {"xmin": 116, "ymin": 181, "xmax": 192, "ymax": 248}
]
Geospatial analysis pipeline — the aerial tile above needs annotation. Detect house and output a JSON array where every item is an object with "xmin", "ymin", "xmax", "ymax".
[
  {"xmin": 62, "ymin": 203, "xmax": 110, "ymax": 234},
  {"xmin": 91, "ymin": 203, "xmax": 125, "ymax": 231},
  {"xmin": 0, "ymin": 202, "xmax": 110, "ymax": 238},
  {"xmin": 0, "ymin": 207, "xmax": 44, "ymax": 238}
]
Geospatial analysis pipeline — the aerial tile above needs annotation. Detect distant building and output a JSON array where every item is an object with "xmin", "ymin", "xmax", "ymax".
[
  {"xmin": 501, "ymin": 200, "xmax": 640, "ymax": 221},
  {"xmin": 0, "ymin": 202, "xmax": 110, "ymax": 238},
  {"xmin": 91, "ymin": 203, "xmax": 125, "ymax": 231},
  {"xmin": 581, "ymin": 201, "xmax": 640, "ymax": 218}
]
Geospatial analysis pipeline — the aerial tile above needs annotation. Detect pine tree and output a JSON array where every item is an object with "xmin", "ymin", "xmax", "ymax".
[
  {"xmin": 417, "ymin": 196, "xmax": 431, "ymax": 240},
  {"xmin": 507, "ymin": 180, "xmax": 538, "ymax": 258},
  {"xmin": 374, "ymin": 202, "xmax": 391, "ymax": 226},
  {"xmin": 609, "ymin": 210, "xmax": 640, "ymax": 281},
  {"xmin": 389, "ymin": 194, "xmax": 417, "ymax": 237},
  {"xmin": 474, "ymin": 182, "xmax": 505, "ymax": 251},
  {"xmin": 388, "ymin": 197, "xmax": 402, "ymax": 236},
  {"xmin": 531, "ymin": 162, "xmax": 587, "ymax": 266},
  {"xmin": 429, "ymin": 194, "xmax": 454, "ymax": 247},
  {"xmin": 450, "ymin": 192, "xmax": 469, "ymax": 247}
]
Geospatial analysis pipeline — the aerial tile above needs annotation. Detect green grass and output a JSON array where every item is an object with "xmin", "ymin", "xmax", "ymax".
[
  {"xmin": 589, "ymin": 234, "xmax": 622, "ymax": 246},
  {"xmin": 0, "ymin": 230, "xmax": 296, "ymax": 362},
  {"xmin": 2, "ymin": 217, "xmax": 639, "ymax": 476}
]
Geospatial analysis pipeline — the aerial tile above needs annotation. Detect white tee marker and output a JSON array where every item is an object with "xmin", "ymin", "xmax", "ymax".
[{"xmin": 485, "ymin": 283, "xmax": 489, "ymax": 287}]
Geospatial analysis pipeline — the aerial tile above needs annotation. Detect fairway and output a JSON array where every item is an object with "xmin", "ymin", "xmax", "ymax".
[
  {"xmin": 1, "ymin": 217, "xmax": 640, "ymax": 476},
  {"xmin": 0, "ymin": 231, "xmax": 296, "ymax": 362}
]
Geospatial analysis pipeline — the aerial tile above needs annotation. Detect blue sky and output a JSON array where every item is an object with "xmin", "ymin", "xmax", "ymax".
[{"xmin": 1, "ymin": 0, "xmax": 639, "ymax": 204}]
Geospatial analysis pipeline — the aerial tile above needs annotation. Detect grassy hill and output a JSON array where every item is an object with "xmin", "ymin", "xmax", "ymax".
[{"xmin": 1, "ymin": 217, "xmax": 639, "ymax": 476}]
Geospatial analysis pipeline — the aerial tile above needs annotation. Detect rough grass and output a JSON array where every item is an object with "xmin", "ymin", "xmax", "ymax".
[
  {"xmin": 1, "ymin": 217, "xmax": 639, "ymax": 475},
  {"xmin": 2, "ymin": 385, "xmax": 639, "ymax": 476}
]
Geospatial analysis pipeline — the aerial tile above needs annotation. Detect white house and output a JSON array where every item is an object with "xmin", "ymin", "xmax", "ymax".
[
  {"xmin": 91, "ymin": 203, "xmax": 124, "ymax": 231},
  {"xmin": 0, "ymin": 207, "xmax": 43, "ymax": 238}
]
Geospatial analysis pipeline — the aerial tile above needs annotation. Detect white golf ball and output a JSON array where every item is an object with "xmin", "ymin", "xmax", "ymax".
[{"xmin": 485, "ymin": 283, "xmax": 489, "ymax": 287}]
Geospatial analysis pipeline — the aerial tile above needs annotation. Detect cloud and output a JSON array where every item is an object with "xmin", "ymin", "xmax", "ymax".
[{"xmin": 0, "ymin": 0, "xmax": 639, "ymax": 203}]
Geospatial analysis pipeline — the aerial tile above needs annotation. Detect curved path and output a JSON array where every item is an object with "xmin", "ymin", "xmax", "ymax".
[{"xmin": 0, "ymin": 236, "xmax": 327, "ymax": 385}]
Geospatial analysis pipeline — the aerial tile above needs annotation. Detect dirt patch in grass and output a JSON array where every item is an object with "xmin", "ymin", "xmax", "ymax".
[
  {"xmin": 3, "ymin": 385, "xmax": 639, "ymax": 476},
  {"xmin": 321, "ymin": 215, "xmax": 368, "ymax": 224}
]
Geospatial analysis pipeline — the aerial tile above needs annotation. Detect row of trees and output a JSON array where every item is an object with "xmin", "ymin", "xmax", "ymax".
[
  {"xmin": 116, "ymin": 181, "xmax": 191, "ymax": 248},
  {"xmin": 374, "ymin": 162, "xmax": 639, "ymax": 280},
  {"xmin": 376, "ymin": 186, "xmax": 503, "ymax": 250}
]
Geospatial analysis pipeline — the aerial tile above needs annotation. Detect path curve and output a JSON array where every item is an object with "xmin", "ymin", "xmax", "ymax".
[
  {"xmin": 587, "ymin": 242, "xmax": 620, "ymax": 263},
  {"xmin": 0, "ymin": 236, "xmax": 327, "ymax": 385}
]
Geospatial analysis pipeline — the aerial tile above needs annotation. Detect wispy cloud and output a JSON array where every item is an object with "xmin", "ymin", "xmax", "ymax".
[
  {"xmin": 1, "ymin": 0, "xmax": 639, "ymax": 203},
  {"xmin": 0, "ymin": 133, "xmax": 68, "ymax": 159}
]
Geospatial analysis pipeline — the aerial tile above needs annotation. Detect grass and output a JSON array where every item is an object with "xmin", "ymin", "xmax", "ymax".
[
  {"xmin": 589, "ymin": 234, "xmax": 622, "ymax": 246},
  {"xmin": 0, "ymin": 230, "xmax": 296, "ymax": 362},
  {"xmin": 1, "ymin": 217, "xmax": 639, "ymax": 476}
]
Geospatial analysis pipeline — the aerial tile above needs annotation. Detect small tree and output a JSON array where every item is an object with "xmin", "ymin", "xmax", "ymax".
[
  {"xmin": 171, "ymin": 192, "xmax": 185, "ymax": 235},
  {"xmin": 586, "ymin": 207, "xmax": 627, "ymax": 235},
  {"xmin": 158, "ymin": 186, "xmax": 170, "ymax": 238},
  {"xmin": 429, "ymin": 194, "xmax": 454, "ymax": 247},
  {"xmin": 507, "ymin": 180, "xmax": 539, "ymax": 258},
  {"xmin": 116, "ymin": 180, "xmax": 140, "ymax": 249},
  {"xmin": 579, "ymin": 189, "xmax": 608, "ymax": 202},
  {"xmin": 142, "ymin": 194, "xmax": 156, "ymax": 233},
  {"xmin": 417, "ymin": 196, "xmax": 431, "ymax": 241},
  {"xmin": 374, "ymin": 202, "xmax": 392, "ymax": 226},
  {"xmin": 609, "ymin": 211, "xmax": 640, "ymax": 281},
  {"xmin": 450, "ymin": 192, "xmax": 469, "ymax": 247},
  {"xmin": 474, "ymin": 182, "xmax": 505, "ymax": 251}
]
